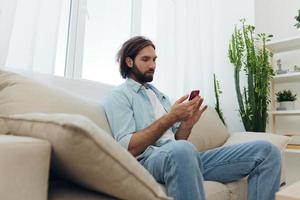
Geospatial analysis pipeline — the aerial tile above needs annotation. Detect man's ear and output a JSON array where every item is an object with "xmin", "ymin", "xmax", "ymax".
[{"xmin": 125, "ymin": 57, "xmax": 133, "ymax": 68}]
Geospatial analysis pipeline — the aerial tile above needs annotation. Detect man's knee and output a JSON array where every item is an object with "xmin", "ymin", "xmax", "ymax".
[
  {"xmin": 168, "ymin": 140, "xmax": 198, "ymax": 161},
  {"xmin": 251, "ymin": 140, "xmax": 281, "ymax": 164}
]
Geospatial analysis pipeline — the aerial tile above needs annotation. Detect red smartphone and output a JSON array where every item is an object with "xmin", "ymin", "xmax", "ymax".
[{"xmin": 188, "ymin": 90, "xmax": 200, "ymax": 101}]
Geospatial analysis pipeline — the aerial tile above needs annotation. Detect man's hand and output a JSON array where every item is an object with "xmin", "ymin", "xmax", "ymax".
[
  {"xmin": 174, "ymin": 96, "xmax": 208, "ymax": 140},
  {"xmin": 168, "ymin": 94, "xmax": 201, "ymax": 122},
  {"xmin": 181, "ymin": 96, "xmax": 207, "ymax": 129}
]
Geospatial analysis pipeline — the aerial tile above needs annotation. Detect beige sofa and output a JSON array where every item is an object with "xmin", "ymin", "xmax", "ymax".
[{"xmin": 0, "ymin": 69, "xmax": 290, "ymax": 200}]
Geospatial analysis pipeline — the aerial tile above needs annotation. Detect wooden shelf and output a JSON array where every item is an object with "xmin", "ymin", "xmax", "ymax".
[
  {"xmin": 266, "ymin": 36, "xmax": 300, "ymax": 53},
  {"xmin": 269, "ymin": 110, "xmax": 300, "ymax": 116},
  {"xmin": 285, "ymin": 148, "xmax": 300, "ymax": 154},
  {"xmin": 273, "ymin": 72, "xmax": 300, "ymax": 83}
]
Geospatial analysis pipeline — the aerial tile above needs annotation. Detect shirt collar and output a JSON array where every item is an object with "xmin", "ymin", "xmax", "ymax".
[{"xmin": 126, "ymin": 78, "xmax": 150, "ymax": 93}]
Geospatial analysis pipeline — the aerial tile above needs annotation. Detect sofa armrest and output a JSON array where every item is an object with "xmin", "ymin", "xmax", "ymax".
[
  {"xmin": 223, "ymin": 132, "xmax": 291, "ymax": 150},
  {"xmin": 0, "ymin": 135, "xmax": 51, "ymax": 200},
  {"xmin": 222, "ymin": 132, "xmax": 291, "ymax": 186}
]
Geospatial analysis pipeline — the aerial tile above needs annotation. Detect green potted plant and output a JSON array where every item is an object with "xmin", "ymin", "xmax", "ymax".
[
  {"xmin": 228, "ymin": 19, "xmax": 274, "ymax": 132},
  {"xmin": 213, "ymin": 74, "xmax": 226, "ymax": 126},
  {"xmin": 276, "ymin": 89, "xmax": 297, "ymax": 110}
]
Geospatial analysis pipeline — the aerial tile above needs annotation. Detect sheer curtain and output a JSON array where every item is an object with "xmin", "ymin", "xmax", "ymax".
[
  {"xmin": 3, "ymin": 0, "xmax": 66, "ymax": 74},
  {"xmin": 141, "ymin": 0, "xmax": 215, "ymax": 104},
  {"xmin": 141, "ymin": 0, "xmax": 255, "ymax": 132},
  {"xmin": 0, "ymin": 0, "xmax": 18, "ymax": 68}
]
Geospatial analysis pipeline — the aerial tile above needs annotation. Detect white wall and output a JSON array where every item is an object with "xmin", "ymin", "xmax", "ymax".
[
  {"xmin": 212, "ymin": 0, "xmax": 255, "ymax": 132},
  {"xmin": 255, "ymin": 0, "xmax": 300, "ymax": 41}
]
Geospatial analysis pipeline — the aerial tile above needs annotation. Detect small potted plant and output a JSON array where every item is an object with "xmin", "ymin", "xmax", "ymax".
[{"xmin": 276, "ymin": 89, "xmax": 297, "ymax": 110}]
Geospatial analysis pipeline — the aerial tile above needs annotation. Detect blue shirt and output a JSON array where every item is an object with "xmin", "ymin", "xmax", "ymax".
[{"xmin": 103, "ymin": 78, "xmax": 179, "ymax": 160}]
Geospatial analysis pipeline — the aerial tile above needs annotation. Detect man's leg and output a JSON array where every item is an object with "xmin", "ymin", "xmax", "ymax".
[
  {"xmin": 200, "ymin": 140, "xmax": 281, "ymax": 200},
  {"xmin": 140, "ymin": 140, "xmax": 205, "ymax": 200}
]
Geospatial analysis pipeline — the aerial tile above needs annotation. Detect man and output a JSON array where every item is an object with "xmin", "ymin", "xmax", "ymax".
[{"xmin": 103, "ymin": 36, "xmax": 281, "ymax": 200}]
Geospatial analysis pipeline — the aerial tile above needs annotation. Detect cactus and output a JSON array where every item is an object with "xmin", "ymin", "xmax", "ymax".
[{"xmin": 228, "ymin": 19, "xmax": 274, "ymax": 132}]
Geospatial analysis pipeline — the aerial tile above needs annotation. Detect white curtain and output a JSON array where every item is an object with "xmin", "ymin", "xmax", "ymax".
[
  {"xmin": 141, "ymin": 0, "xmax": 215, "ymax": 105},
  {"xmin": 0, "ymin": 0, "xmax": 18, "ymax": 68},
  {"xmin": 3, "ymin": 0, "xmax": 64, "ymax": 74},
  {"xmin": 141, "ymin": 0, "xmax": 255, "ymax": 132}
]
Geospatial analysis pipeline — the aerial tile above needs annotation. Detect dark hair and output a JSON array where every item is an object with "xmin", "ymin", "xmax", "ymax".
[{"xmin": 116, "ymin": 36, "xmax": 155, "ymax": 79}]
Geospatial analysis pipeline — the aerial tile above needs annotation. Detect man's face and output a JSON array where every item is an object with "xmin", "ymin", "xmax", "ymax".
[{"xmin": 128, "ymin": 45, "xmax": 157, "ymax": 84}]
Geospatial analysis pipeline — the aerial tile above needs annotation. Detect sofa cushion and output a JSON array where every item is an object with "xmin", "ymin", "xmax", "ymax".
[
  {"xmin": 49, "ymin": 180, "xmax": 118, "ymax": 200},
  {"xmin": 188, "ymin": 107, "xmax": 230, "ymax": 151},
  {"xmin": 204, "ymin": 181, "xmax": 230, "ymax": 200},
  {"xmin": 0, "ymin": 70, "xmax": 111, "ymax": 134},
  {"xmin": 0, "ymin": 113, "xmax": 171, "ymax": 200},
  {"xmin": 225, "ymin": 178, "xmax": 247, "ymax": 200},
  {"xmin": 223, "ymin": 132, "xmax": 291, "ymax": 151}
]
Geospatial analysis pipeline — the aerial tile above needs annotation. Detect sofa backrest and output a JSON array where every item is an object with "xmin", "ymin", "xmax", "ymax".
[
  {"xmin": 0, "ymin": 69, "xmax": 230, "ymax": 150},
  {"xmin": 188, "ymin": 107, "xmax": 230, "ymax": 151},
  {"xmin": 0, "ymin": 69, "xmax": 112, "ymax": 135}
]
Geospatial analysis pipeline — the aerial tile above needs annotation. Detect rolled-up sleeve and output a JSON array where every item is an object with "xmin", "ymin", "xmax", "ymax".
[{"xmin": 103, "ymin": 91, "xmax": 136, "ymax": 150}]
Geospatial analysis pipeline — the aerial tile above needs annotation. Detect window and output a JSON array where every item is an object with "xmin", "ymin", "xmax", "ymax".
[
  {"xmin": 54, "ymin": 0, "xmax": 71, "ymax": 77},
  {"xmin": 52, "ymin": 0, "xmax": 134, "ymax": 84},
  {"xmin": 80, "ymin": 0, "xmax": 132, "ymax": 85}
]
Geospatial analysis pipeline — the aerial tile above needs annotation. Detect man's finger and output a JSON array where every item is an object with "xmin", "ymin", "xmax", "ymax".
[
  {"xmin": 195, "ymin": 98, "xmax": 202, "ymax": 110},
  {"xmin": 176, "ymin": 94, "xmax": 189, "ymax": 104},
  {"xmin": 187, "ymin": 95, "xmax": 200, "ymax": 104},
  {"xmin": 199, "ymin": 105, "xmax": 208, "ymax": 114}
]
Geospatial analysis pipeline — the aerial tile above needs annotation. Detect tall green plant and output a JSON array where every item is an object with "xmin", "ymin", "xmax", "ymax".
[
  {"xmin": 213, "ymin": 74, "xmax": 226, "ymax": 126},
  {"xmin": 228, "ymin": 19, "xmax": 274, "ymax": 132},
  {"xmin": 294, "ymin": 9, "xmax": 300, "ymax": 28}
]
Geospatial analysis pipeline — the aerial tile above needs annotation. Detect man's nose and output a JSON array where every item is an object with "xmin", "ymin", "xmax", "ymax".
[{"xmin": 149, "ymin": 62, "xmax": 156, "ymax": 70}]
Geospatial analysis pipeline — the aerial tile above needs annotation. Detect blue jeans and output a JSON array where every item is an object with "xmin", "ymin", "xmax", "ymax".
[{"xmin": 139, "ymin": 140, "xmax": 281, "ymax": 200}]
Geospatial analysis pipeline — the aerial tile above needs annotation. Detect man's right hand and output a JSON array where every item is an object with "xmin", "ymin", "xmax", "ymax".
[{"xmin": 169, "ymin": 94, "xmax": 201, "ymax": 122}]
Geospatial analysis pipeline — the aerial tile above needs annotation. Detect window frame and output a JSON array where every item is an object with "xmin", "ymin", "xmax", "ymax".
[{"xmin": 64, "ymin": 0, "xmax": 141, "ymax": 80}]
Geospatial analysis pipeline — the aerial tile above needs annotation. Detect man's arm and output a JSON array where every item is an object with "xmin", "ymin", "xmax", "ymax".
[
  {"xmin": 128, "ymin": 113, "xmax": 176, "ymax": 156},
  {"xmin": 128, "ymin": 95, "xmax": 201, "ymax": 156}
]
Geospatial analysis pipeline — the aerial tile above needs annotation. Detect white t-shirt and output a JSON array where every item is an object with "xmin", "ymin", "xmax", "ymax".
[{"xmin": 145, "ymin": 87, "xmax": 175, "ymax": 141}]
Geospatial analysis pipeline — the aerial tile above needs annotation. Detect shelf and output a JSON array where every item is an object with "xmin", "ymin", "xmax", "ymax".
[
  {"xmin": 266, "ymin": 36, "xmax": 300, "ymax": 53},
  {"xmin": 269, "ymin": 110, "xmax": 300, "ymax": 116},
  {"xmin": 285, "ymin": 148, "xmax": 300, "ymax": 154},
  {"xmin": 273, "ymin": 72, "xmax": 300, "ymax": 83}
]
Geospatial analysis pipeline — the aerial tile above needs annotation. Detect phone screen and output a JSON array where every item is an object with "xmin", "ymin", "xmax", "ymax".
[{"xmin": 188, "ymin": 90, "xmax": 200, "ymax": 101}]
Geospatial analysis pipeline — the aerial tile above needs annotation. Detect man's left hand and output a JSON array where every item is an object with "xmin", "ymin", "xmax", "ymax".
[
  {"xmin": 175, "ymin": 97, "xmax": 207, "ymax": 140},
  {"xmin": 181, "ymin": 96, "xmax": 207, "ymax": 130}
]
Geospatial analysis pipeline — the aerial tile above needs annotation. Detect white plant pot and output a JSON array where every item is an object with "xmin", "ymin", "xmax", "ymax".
[{"xmin": 277, "ymin": 101, "xmax": 295, "ymax": 110}]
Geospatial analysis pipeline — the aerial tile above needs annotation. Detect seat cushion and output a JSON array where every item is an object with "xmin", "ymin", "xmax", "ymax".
[
  {"xmin": 49, "ymin": 180, "xmax": 118, "ymax": 200},
  {"xmin": 225, "ymin": 178, "xmax": 247, "ymax": 200},
  {"xmin": 204, "ymin": 181, "xmax": 230, "ymax": 200},
  {"xmin": 0, "ymin": 113, "xmax": 171, "ymax": 200},
  {"xmin": 49, "ymin": 180, "xmax": 232, "ymax": 200}
]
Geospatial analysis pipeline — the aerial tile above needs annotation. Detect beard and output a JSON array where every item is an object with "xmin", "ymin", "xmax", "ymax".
[{"xmin": 130, "ymin": 62, "xmax": 154, "ymax": 83}]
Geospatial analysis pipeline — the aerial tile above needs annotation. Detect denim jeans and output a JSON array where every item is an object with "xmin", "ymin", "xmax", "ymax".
[{"xmin": 139, "ymin": 140, "xmax": 281, "ymax": 200}]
